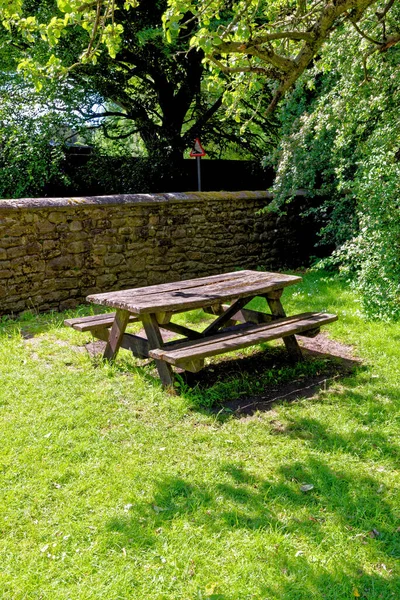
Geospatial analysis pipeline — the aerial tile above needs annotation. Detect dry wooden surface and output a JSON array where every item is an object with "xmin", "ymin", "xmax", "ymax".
[
  {"xmin": 149, "ymin": 313, "xmax": 338, "ymax": 365},
  {"xmin": 86, "ymin": 270, "xmax": 302, "ymax": 314},
  {"xmin": 64, "ymin": 313, "xmax": 138, "ymax": 332}
]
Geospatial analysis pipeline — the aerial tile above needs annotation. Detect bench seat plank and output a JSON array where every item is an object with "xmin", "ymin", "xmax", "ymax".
[
  {"xmin": 149, "ymin": 312, "xmax": 337, "ymax": 366},
  {"xmin": 64, "ymin": 313, "xmax": 138, "ymax": 332},
  {"xmin": 204, "ymin": 304, "xmax": 321, "ymax": 337}
]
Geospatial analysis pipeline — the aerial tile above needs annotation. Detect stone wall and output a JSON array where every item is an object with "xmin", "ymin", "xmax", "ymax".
[{"xmin": 0, "ymin": 191, "xmax": 315, "ymax": 315}]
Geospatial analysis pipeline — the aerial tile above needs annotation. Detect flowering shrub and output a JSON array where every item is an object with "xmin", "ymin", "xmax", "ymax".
[{"xmin": 269, "ymin": 22, "xmax": 400, "ymax": 320}]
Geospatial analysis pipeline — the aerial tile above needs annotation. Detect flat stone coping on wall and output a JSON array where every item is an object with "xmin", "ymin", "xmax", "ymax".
[{"xmin": 0, "ymin": 190, "xmax": 276, "ymax": 211}]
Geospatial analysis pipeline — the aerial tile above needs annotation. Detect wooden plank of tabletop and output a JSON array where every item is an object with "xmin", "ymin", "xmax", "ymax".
[
  {"xmin": 87, "ymin": 271, "xmax": 301, "ymax": 314},
  {"xmin": 88, "ymin": 270, "xmax": 250, "ymax": 307}
]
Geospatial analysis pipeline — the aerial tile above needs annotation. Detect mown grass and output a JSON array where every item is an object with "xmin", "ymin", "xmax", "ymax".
[{"xmin": 0, "ymin": 270, "xmax": 399, "ymax": 599}]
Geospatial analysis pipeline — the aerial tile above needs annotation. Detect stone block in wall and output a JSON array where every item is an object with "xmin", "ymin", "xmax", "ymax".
[
  {"xmin": 7, "ymin": 246, "xmax": 30, "ymax": 259},
  {"xmin": 96, "ymin": 273, "xmax": 118, "ymax": 289},
  {"xmin": 69, "ymin": 241, "xmax": 89, "ymax": 254},
  {"xmin": 1, "ymin": 236, "xmax": 23, "ymax": 249},
  {"xmin": 46, "ymin": 255, "xmax": 81, "ymax": 271},
  {"xmin": 68, "ymin": 220, "xmax": 83, "ymax": 232},
  {"xmin": 48, "ymin": 211, "xmax": 67, "ymax": 224},
  {"xmin": 104, "ymin": 253, "xmax": 125, "ymax": 267},
  {"xmin": 36, "ymin": 220, "xmax": 56, "ymax": 234}
]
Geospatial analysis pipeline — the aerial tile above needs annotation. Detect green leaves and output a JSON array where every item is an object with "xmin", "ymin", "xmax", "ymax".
[
  {"xmin": 271, "ymin": 13, "xmax": 400, "ymax": 321},
  {"xmin": 0, "ymin": 0, "xmax": 129, "ymax": 75},
  {"xmin": 103, "ymin": 23, "xmax": 123, "ymax": 59}
]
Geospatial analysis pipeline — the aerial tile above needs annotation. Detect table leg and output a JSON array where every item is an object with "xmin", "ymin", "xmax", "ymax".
[
  {"xmin": 266, "ymin": 292, "xmax": 303, "ymax": 362},
  {"xmin": 141, "ymin": 313, "xmax": 175, "ymax": 389},
  {"xmin": 103, "ymin": 309, "xmax": 131, "ymax": 361}
]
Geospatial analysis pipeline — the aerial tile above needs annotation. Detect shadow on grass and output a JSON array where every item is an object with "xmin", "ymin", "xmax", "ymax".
[
  {"xmin": 282, "ymin": 413, "xmax": 400, "ymax": 462},
  {"xmin": 175, "ymin": 344, "xmax": 361, "ymax": 416},
  {"xmin": 106, "ymin": 457, "xmax": 399, "ymax": 598},
  {"xmin": 87, "ymin": 339, "xmax": 362, "ymax": 417}
]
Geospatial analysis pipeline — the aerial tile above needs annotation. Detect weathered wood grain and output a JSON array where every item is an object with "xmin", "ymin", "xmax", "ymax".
[
  {"xmin": 266, "ymin": 296, "xmax": 304, "ymax": 361},
  {"xmin": 103, "ymin": 309, "xmax": 131, "ymax": 360},
  {"xmin": 204, "ymin": 304, "xmax": 320, "ymax": 338},
  {"xmin": 141, "ymin": 313, "xmax": 175, "ymax": 388},
  {"xmin": 64, "ymin": 313, "xmax": 138, "ymax": 332},
  {"xmin": 87, "ymin": 270, "xmax": 302, "ymax": 314},
  {"xmin": 149, "ymin": 313, "xmax": 338, "ymax": 365},
  {"xmin": 88, "ymin": 271, "xmax": 256, "ymax": 303}
]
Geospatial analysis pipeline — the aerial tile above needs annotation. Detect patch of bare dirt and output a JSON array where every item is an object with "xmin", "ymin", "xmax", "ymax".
[
  {"xmin": 23, "ymin": 336, "xmax": 42, "ymax": 346},
  {"xmin": 85, "ymin": 340, "xmax": 107, "ymax": 358},
  {"xmin": 299, "ymin": 331, "xmax": 358, "ymax": 361},
  {"xmin": 24, "ymin": 336, "xmax": 86, "ymax": 353}
]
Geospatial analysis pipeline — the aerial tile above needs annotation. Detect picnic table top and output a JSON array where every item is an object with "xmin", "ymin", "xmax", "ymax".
[{"xmin": 86, "ymin": 270, "xmax": 302, "ymax": 315}]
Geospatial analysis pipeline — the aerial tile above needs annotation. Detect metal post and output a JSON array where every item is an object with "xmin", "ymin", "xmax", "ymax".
[{"xmin": 197, "ymin": 156, "xmax": 201, "ymax": 191}]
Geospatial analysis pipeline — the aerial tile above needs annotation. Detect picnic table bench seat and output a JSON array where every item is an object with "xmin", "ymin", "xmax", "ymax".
[
  {"xmin": 149, "ymin": 312, "xmax": 337, "ymax": 371},
  {"xmin": 64, "ymin": 312, "xmax": 139, "ymax": 332}
]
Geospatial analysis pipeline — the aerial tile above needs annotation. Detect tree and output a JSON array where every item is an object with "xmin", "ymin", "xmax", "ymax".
[
  {"xmin": 0, "ymin": 68, "xmax": 86, "ymax": 197},
  {"xmin": 0, "ymin": 0, "xmax": 277, "ymax": 162},
  {"xmin": 164, "ymin": 0, "xmax": 399, "ymax": 112},
  {"xmin": 2, "ymin": 0, "xmax": 398, "ymax": 121},
  {"xmin": 268, "ymin": 1, "xmax": 400, "ymax": 320}
]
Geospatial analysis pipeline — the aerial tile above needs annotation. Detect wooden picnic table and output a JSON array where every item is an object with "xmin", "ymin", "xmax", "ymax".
[{"xmin": 65, "ymin": 270, "xmax": 337, "ymax": 388}]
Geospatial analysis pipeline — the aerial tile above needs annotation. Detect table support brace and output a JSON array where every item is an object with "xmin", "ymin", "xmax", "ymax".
[
  {"xmin": 103, "ymin": 309, "xmax": 131, "ymax": 360},
  {"xmin": 141, "ymin": 313, "xmax": 175, "ymax": 389},
  {"xmin": 266, "ymin": 294, "xmax": 303, "ymax": 362}
]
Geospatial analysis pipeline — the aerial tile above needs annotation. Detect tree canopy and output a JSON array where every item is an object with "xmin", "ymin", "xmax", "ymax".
[
  {"xmin": 0, "ymin": 0, "xmax": 277, "ymax": 160},
  {"xmin": 164, "ymin": 0, "xmax": 399, "ymax": 112},
  {"xmin": 2, "ymin": 0, "xmax": 398, "ymax": 113},
  {"xmin": 2, "ymin": 0, "xmax": 398, "ymax": 159}
]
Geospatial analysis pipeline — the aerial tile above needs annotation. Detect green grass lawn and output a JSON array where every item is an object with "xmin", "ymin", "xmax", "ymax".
[{"xmin": 0, "ymin": 271, "xmax": 399, "ymax": 599}]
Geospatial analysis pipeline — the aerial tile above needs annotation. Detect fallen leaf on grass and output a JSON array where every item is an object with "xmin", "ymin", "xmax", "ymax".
[
  {"xmin": 353, "ymin": 588, "xmax": 360, "ymax": 597},
  {"xmin": 369, "ymin": 529, "xmax": 380, "ymax": 538},
  {"xmin": 300, "ymin": 484, "xmax": 314, "ymax": 492}
]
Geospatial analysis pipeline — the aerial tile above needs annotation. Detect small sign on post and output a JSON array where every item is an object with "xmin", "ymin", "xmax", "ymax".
[{"xmin": 189, "ymin": 138, "xmax": 206, "ymax": 191}]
